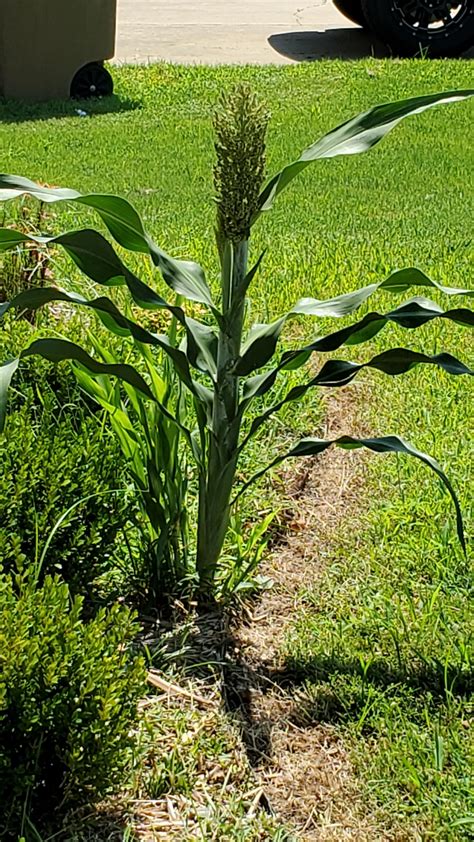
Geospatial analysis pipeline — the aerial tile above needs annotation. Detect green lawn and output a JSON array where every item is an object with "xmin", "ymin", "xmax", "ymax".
[{"xmin": 1, "ymin": 60, "xmax": 473, "ymax": 839}]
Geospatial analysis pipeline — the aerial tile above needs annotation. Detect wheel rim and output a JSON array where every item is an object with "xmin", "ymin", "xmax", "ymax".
[
  {"xmin": 71, "ymin": 64, "xmax": 113, "ymax": 99},
  {"xmin": 392, "ymin": 0, "xmax": 470, "ymax": 36}
]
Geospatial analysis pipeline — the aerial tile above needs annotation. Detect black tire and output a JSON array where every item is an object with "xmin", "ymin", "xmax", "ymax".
[
  {"xmin": 333, "ymin": 0, "xmax": 367, "ymax": 27},
  {"xmin": 70, "ymin": 63, "xmax": 114, "ymax": 99},
  {"xmin": 361, "ymin": 0, "xmax": 474, "ymax": 57}
]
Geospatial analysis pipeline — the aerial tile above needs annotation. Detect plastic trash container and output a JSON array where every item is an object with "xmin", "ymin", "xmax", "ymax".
[{"xmin": 0, "ymin": 0, "xmax": 116, "ymax": 102}]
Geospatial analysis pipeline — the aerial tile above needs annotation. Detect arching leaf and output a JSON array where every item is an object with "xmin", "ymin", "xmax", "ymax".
[
  {"xmin": 240, "ymin": 348, "xmax": 472, "ymax": 451},
  {"xmin": 0, "ymin": 177, "xmax": 216, "ymax": 309},
  {"xmin": 257, "ymin": 90, "xmax": 474, "ymax": 214},
  {"xmin": 0, "ymin": 339, "xmax": 192, "ymax": 441},
  {"xmin": 184, "ymin": 318, "xmax": 218, "ymax": 379},
  {"xmin": 0, "ymin": 227, "xmax": 178, "ymax": 311},
  {"xmin": 0, "ymin": 287, "xmax": 196, "ymax": 389},
  {"xmin": 236, "ymin": 297, "xmax": 474, "ymax": 409},
  {"xmin": 234, "ymin": 318, "xmax": 286, "ymax": 376},
  {"xmin": 236, "ymin": 434, "xmax": 466, "ymax": 551},
  {"xmin": 290, "ymin": 268, "xmax": 474, "ymax": 320},
  {"xmin": 282, "ymin": 297, "xmax": 474, "ymax": 367}
]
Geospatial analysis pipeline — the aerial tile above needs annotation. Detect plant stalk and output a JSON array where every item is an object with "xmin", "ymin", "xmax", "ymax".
[{"xmin": 196, "ymin": 240, "xmax": 248, "ymax": 593}]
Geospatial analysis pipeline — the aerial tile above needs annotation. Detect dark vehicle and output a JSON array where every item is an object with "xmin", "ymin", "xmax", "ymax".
[{"xmin": 333, "ymin": 0, "xmax": 473, "ymax": 56}]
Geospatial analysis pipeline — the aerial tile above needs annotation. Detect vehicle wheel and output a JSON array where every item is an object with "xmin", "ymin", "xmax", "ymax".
[
  {"xmin": 70, "ymin": 63, "xmax": 114, "ymax": 99},
  {"xmin": 361, "ymin": 0, "xmax": 473, "ymax": 56},
  {"xmin": 333, "ymin": 0, "xmax": 367, "ymax": 27}
]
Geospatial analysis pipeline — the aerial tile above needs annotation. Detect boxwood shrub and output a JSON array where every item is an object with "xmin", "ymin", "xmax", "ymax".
[
  {"xmin": 0, "ymin": 575, "xmax": 146, "ymax": 837},
  {"xmin": 0, "ymin": 318, "xmax": 137, "ymax": 598}
]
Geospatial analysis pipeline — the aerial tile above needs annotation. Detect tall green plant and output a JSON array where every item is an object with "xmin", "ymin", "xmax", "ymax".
[
  {"xmin": 0, "ymin": 88, "xmax": 473, "ymax": 599},
  {"xmin": 74, "ymin": 317, "xmax": 190, "ymax": 600}
]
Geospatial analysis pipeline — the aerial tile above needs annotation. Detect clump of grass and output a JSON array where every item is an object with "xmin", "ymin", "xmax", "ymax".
[{"xmin": 0, "ymin": 198, "xmax": 51, "ymax": 312}]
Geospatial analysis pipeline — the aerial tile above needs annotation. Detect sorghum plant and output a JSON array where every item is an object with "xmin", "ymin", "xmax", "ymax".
[{"xmin": 0, "ymin": 87, "xmax": 473, "ymax": 599}]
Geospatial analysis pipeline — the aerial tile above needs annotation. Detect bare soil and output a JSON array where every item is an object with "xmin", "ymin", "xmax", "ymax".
[{"xmin": 225, "ymin": 384, "xmax": 382, "ymax": 839}]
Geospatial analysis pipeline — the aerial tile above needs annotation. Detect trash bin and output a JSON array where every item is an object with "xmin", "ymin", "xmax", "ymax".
[{"xmin": 0, "ymin": 0, "xmax": 116, "ymax": 102}]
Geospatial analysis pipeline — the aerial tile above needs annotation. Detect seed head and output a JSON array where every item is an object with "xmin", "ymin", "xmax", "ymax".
[{"xmin": 213, "ymin": 85, "xmax": 270, "ymax": 248}]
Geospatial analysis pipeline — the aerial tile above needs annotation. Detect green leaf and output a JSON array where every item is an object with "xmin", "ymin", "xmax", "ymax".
[
  {"xmin": 0, "ymin": 338, "xmax": 191, "ymax": 442},
  {"xmin": 0, "ymin": 177, "xmax": 216, "ymax": 309},
  {"xmin": 150, "ymin": 250, "xmax": 214, "ymax": 309},
  {"xmin": 0, "ymin": 174, "xmax": 80, "ymax": 203},
  {"xmin": 55, "ymin": 230, "xmax": 188, "ymax": 323},
  {"xmin": 192, "ymin": 380, "xmax": 214, "ymax": 424},
  {"xmin": 0, "ymin": 286, "xmax": 197, "ymax": 388},
  {"xmin": 0, "ymin": 228, "xmax": 29, "ymax": 249},
  {"xmin": 313, "ymin": 349, "xmax": 472, "ymax": 385},
  {"xmin": 23, "ymin": 338, "xmax": 157, "ymax": 395},
  {"xmin": 290, "ymin": 268, "xmax": 474, "ymax": 319},
  {"xmin": 229, "ymin": 273, "xmax": 474, "ymax": 379},
  {"xmin": 0, "ymin": 358, "xmax": 19, "ymax": 432},
  {"xmin": 237, "ymin": 434, "xmax": 466, "ymax": 552},
  {"xmin": 0, "ymin": 227, "xmax": 186, "ymax": 320},
  {"xmin": 257, "ymin": 90, "xmax": 474, "ymax": 214},
  {"xmin": 234, "ymin": 318, "xmax": 286, "ymax": 376},
  {"xmin": 77, "ymin": 194, "xmax": 149, "ymax": 252},
  {"xmin": 281, "ymin": 297, "xmax": 474, "ymax": 367},
  {"xmin": 54, "ymin": 229, "xmax": 142, "ymax": 287},
  {"xmin": 0, "ymin": 285, "xmax": 218, "ymax": 429},
  {"xmin": 236, "ymin": 296, "xmax": 474, "ymax": 378},
  {"xmin": 235, "ymin": 249, "xmax": 266, "ymax": 301},
  {"xmin": 184, "ymin": 318, "xmax": 218, "ymax": 379},
  {"xmin": 239, "ymin": 369, "xmax": 279, "ymax": 415},
  {"xmin": 241, "ymin": 370, "xmax": 278, "ymax": 402},
  {"xmin": 240, "ymin": 348, "xmax": 472, "ymax": 451},
  {"xmin": 237, "ymin": 297, "xmax": 474, "ymax": 420}
]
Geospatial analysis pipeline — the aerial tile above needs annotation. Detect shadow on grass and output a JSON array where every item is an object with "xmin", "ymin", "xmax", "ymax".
[
  {"xmin": 220, "ymin": 627, "xmax": 473, "ymax": 763},
  {"xmin": 268, "ymin": 28, "xmax": 389, "ymax": 62},
  {"xmin": 268, "ymin": 28, "xmax": 474, "ymax": 62},
  {"xmin": 142, "ymin": 606, "xmax": 473, "ymax": 768},
  {"xmin": 286, "ymin": 651, "xmax": 474, "ymax": 700},
  {"xmin": 285, "ymin": 652, "xmax": 474, "ymax": 735},
  {"xmin": 0, "ymin": 94, "xmax": 140, "ymax": 124}
]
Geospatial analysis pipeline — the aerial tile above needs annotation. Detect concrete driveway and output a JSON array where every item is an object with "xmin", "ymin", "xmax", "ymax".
[{"xmin": 114, "ymin": 0, "xmax": 389, "ymax": 65}]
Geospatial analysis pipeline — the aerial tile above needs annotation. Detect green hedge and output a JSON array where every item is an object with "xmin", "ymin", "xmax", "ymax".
[
  {"xmin": 1, "ymin": 319, "xmax": 137, "ymax": 597},
  {"xmin": 0, "ymin": 575, "xmax": 146, "ymax": 836}
]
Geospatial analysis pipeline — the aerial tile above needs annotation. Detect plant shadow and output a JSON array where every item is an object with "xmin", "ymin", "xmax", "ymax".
[
  {"xmin": 288, "ymin": 651, "xmax": 474, "ymax": 698},
  {"xmin": 143, "ymin": 607, "xmax": 473, "ymax": 769},
  {"xmin": 221, "ymin": 628, "xmax": 474, "ymax": 764},
  {"xmin": 0, "ymin": 94, "xmax": 140, "ymax": 124},
  {"xmin": 285, "ymin": 652, "xmax": 474, "ymax": 731}
]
